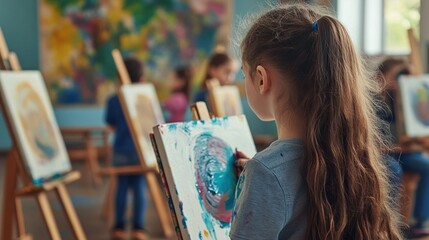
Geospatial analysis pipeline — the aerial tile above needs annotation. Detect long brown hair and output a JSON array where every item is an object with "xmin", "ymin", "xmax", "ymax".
[
  {"xmin": 173, "ymin": 65, "xmax": 193, "ymax": 99},
  {"xmin": 241, "ymin": 4, "xmax": 402, "ymax": 240}
]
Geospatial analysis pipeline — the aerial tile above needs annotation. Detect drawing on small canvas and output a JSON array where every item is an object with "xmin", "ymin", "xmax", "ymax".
[
  {"xmin": 153, "ymin": 115, "xmax": 256, "ymax": 239},
  {"xmin": 119, "ymin": 83, "xmax": 164, "ymax": 167},
  {"xmin": 0, "ymin": 71, "xmax": 71, "ymax": 182},
  {"xmin": 399, "ymin": 75, "xmax": 429, "ymax": 136},
  {"xmin": 212, "ymin": 86, "xmax": 242, "ymax": 117}
]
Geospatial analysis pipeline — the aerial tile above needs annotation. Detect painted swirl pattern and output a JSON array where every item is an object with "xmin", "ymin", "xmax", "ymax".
[{"xmin": 194, "ymin": 133, "xmax": 237, "ymax": 226}]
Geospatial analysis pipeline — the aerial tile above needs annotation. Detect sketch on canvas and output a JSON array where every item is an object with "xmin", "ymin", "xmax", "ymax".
[
  {"xmin": 119, "ymin": 83, "xmax": 165, "ymax": 167},
  {"xmin": 0, "ymin": 71, "xmax": 71, "ymax": 182},
  {"xmin": 212, "ymin": 86, "xmax": 242, "ymax": 117},
  {"xmin": 153, "ymin": 115, "xmax": 256, "ymax": 239},
  {"xmin": 398, "ymin": 75, "xmax": 429, "ymax": 137}
]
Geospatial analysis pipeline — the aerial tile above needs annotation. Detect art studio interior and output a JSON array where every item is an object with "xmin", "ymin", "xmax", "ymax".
[{"xmin": 1, "ymin": 0, "xmax": 429, "ymax": 239}]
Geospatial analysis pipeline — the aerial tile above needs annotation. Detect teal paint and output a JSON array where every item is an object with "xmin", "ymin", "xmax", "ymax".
[{"xmin": 194, "ymin": 133, "xmax": 236, "ymax": 230}]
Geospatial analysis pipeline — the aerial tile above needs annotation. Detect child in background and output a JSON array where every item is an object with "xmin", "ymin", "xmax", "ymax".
[
  {"xmin": 105, "ymin": 57, "xmax": 147, "ymax": 240},
  {"xmin": 378, "ymin": 58, "xmax": 429, "ymax": 238},
  {"xmin": 163, "ymin": 66, "xmax": 192, "ymax": 123},
  {"xmin": 193, "ymin": 52, "xmax": 235, "ymax": 104},
  {"xmin": 231, "ymin": 4, "xmax": 402, "ymax": 239}
]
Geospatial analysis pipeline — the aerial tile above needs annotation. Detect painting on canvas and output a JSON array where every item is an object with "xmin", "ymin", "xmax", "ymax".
[
  {"xmin": 119, "ymin": 83, "xmax": 165, "ymax": 167},
  {"xmin": 398, "ymin": 75, "xmax": 429, "ymax": 137},
  {"xmin": 153, "ymin": 115, "xmax": 256, "ymax": 239},
  {"xmin": 40, "ymin": 0, "xmax": 231, "ymax": 105},
  {"xmin": 0, "ymin": 71, "xmax": 71, "ymax": 182},
  {"xmin": 212, "ymin": 85, "xmax": 243, "ymax": 117}
]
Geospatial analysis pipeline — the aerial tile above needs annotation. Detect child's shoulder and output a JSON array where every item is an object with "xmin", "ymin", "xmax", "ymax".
[{"xmin": 251, "ymin": 138, "xmax": 304, "ymax": 171}]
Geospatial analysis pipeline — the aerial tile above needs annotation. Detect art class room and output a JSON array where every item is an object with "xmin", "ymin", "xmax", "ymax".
[{"xmin": 2, "ymin": 0, "xmax": 429, "ymax": 239}]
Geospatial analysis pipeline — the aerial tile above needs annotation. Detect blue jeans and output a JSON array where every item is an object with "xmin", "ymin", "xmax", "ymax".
[
  {"xmin": 391, "ymin": 152, "xmax": 429, "ymax": 224},
  {"xmin": 113, "ymin": 153, "xmax": 146, "ymax": 230},
  {"xmin": 386, "ymin": 154, "xmax": 403, "ymax": 202}
]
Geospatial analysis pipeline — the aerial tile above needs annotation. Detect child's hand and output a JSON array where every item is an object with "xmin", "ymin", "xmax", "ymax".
[{"xmin": 235, "ymin": 150, "xmax": 250, "ymax": 177}]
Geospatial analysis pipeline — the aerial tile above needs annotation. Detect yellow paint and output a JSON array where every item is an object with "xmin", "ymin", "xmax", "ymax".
[{"xmin": 203, "ymin": 229, "xmax": 209, "ymax": 237}]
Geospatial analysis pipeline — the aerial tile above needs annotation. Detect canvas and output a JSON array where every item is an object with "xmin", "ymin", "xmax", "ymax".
[
  {"xmin": 398, "ymin": 75, "xmax": 429, "ymax": 137},
  {"xmin": 119, "ymin": 83, "xmax": 165, "ymax": 167},
  {"xmin": 40, "ymin": 0, "xmax": 231, "ymax": 105},
  {"xmin": 0, "ymin": 71, "xmax": 71, "ymax": 182},
  {"xmin": 153, "ymin": 115, "xmax": 256, "ymax": 240},
  {"xmin": 212, "ymin": 85, "xmax": 243, "ymax": 117}
]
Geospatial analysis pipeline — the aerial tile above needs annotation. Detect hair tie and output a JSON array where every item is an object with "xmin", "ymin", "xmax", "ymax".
[{"xmin": 311, "ymin": 20, "xmax": 318, "ymax": 32}]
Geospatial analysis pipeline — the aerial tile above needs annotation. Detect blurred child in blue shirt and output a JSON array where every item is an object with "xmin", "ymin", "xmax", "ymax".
[{"xmin": 105, "ymin": 57, "xmax": 147, "ymax": 240}]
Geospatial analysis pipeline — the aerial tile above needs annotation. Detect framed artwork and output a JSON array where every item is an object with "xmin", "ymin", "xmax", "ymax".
[
  {"xmin": 211, "ymin": 85, "xmax": 243, "ymax": 117},
  {"xmin": 0, "ymin": 71, "xmax": 71, "ymax": 182},
  {"xmin": 152, "ymin": 115, "xmax": 256, "ymax": 239},
  {"xmin": 39, "ymin": 0, "xmax": 232, "ymax": 105},
  {"xmin": 398, "ymin": 75, "xmax": 429, "ymax": 137},
  {"xmin": 119, "ymin": 83, "xmax": 165, "ymax": 167}
]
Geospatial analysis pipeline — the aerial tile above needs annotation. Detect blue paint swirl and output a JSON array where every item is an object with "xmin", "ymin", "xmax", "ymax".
[{"xmin": 194, "ymin": 133, "xmax": 237, "ymax": 234}]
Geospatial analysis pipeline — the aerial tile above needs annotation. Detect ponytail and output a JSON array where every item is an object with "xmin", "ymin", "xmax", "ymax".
[{"xmin": 241, "ymin": 4, "xmax": 402, "ymax": 239}]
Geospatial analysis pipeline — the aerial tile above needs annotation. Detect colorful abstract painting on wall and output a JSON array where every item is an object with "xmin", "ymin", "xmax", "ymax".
[
  {"xmin": 119, "ymin": 83, "xmax": 164, "ymax": 167},
  {"xmin": 152, "ymin": 115, "xmax": 256, "ymax": 239},
  {"xmin": 40, "ymin": 0, "xmax": 230, "ymax": 104},
  {"xmin": 398, "ymin": 75, "xmax": 429, "ymax": 137},
  {"xmin": 0, "ymin": 71, "xmax": 71, "ymax": 182}
]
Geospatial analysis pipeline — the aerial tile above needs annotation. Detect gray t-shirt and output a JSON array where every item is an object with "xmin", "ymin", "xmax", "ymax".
[{"xmin": 230, "ymin": 138, "xmax": 307, "ymax": 240}]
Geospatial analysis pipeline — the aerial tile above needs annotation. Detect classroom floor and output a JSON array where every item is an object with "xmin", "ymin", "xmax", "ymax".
[{"xmin": 0, "ymin": 154, "xmax": 174, "ymax": 240}]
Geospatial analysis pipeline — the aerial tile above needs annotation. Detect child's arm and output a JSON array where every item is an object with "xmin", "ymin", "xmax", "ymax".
[
  {"xmin": 235, "ymin": 150, "xmax": 250, "ymax": 177},
  {"xmin": 230, "ymin": 160, "xmax": 286, "ymax": 240}
]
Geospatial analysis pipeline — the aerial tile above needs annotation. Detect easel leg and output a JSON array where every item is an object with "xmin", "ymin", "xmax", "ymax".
[
  {"xmin": 101, "ymin": 175, "xmax": 116, "ymax": 222},
  {"xmin": 55, "ymin": 184, "xmax": 86, "ymax": 240},
  {"xmin": 1, "ymin": 150, "xmax": 18, "ymax": 240},
  {"xmin": 85, "ymin": 136, "xmax": 102, "ymax": 186},
  {"xmin": 36, "ymin": 193, "xmax": 61, "ymax": 240},
  {"xmin": 146, "ymin": 173, "xmax": 174, "ymax": 238},
  {"xmin": 15, "ymin": 197, "xmax": 26, "ymax": 236}
]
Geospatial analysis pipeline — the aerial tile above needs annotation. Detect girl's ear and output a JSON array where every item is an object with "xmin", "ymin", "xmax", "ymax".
[{"xmin": 256, "ymin": 65, "xmax": 271, "ymax": 94}]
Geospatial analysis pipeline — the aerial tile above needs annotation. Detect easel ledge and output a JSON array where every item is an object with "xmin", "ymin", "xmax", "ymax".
[
  {"xmin": 16, "ymin": 171, "xmax": 80, "ymax": 196},
  {"xmin": 98, "ymin": 166, "xmax": 157, "ymax": 175}
]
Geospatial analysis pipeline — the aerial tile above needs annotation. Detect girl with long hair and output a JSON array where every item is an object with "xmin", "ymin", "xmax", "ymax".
[{"xmin": 231, "ymin": 4, "xmax": 402, "ymax": 239}]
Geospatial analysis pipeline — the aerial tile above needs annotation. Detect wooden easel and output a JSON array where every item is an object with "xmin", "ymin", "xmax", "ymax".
[
  {"xmin": 0, "ymin": 28, "xmax": 10, "ymax": 70},
  {"xmin": 99, "ymin": 49, "xmax": 173, "ymax": 238},
  {"xmin": 191, "ymin": 101, "xmax": 211, "ymax": 121},
  {"xmin": 0, "ymin": 29, "xmax": 86, "ymax": 240},
  {"xmin": 206, "ymin": 78, "xmax": 220, "ymax": 117}
]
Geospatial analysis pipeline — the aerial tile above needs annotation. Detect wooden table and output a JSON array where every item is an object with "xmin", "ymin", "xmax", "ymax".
[{"xmin": 60, "ymin": 127, "xmax": 111, "ymax": 186}]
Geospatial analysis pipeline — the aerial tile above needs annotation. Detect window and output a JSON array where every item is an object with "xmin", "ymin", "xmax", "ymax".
[
  {"xmin": 336, "ymin": 0, "xmax": 421, "ymax": 55},
  {"xmin": 385, "ymin": 0, "xmax": 420, "ymax": 54}
]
